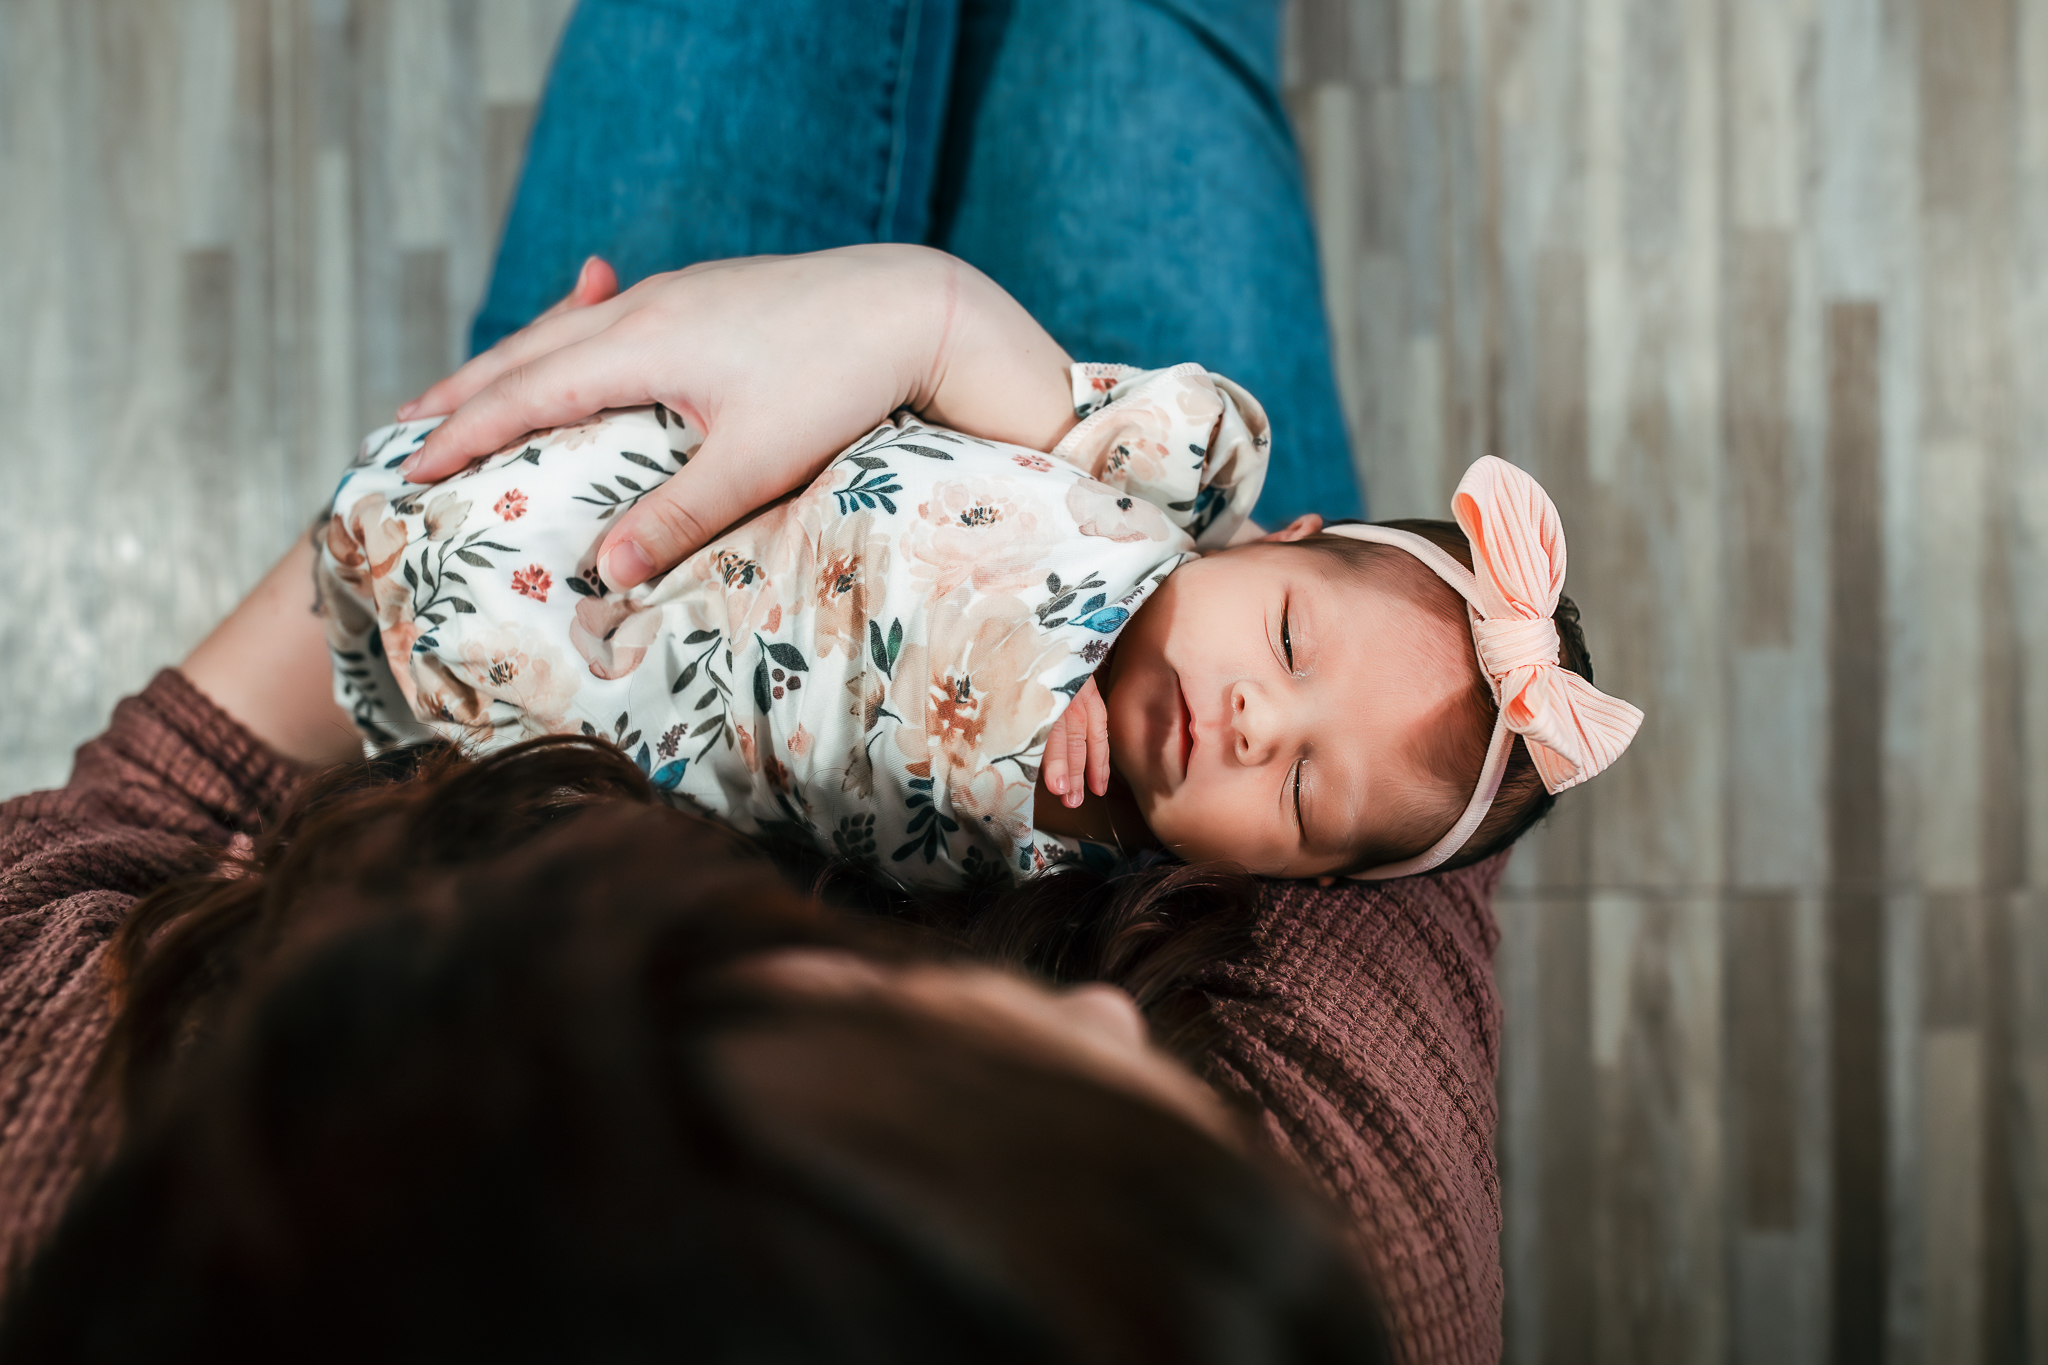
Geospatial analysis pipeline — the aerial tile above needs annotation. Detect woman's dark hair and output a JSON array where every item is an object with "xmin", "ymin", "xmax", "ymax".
[
  {"xmin": 798, "ymin": 847, "xmax": 1264, "ymax": 1063},
  {"xmin": 3, "ymin": 738, "xmax": 1387, "ymax": 1364},
  {"xmin": 1301, "ymin": 517, "xmax": 1596, "ymax": 873}
]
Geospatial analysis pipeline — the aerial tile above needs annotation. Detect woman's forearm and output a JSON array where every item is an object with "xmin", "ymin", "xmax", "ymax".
[
  {"xmin": 169, "ymin": 255, "xmax": 1076, "ymax": 769},
  {"xmin": 906, "ymin": 249, "xmax": 1078, "ymax": 453},
  {"xmin": 180, "ymin": 535, "xmax": 361, "ymax": 767}
]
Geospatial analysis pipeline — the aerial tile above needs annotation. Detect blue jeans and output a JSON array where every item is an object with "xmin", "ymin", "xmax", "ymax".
[{"xmin": 475, "ymin": 0, "xmax": 1362, "ymax": 524}]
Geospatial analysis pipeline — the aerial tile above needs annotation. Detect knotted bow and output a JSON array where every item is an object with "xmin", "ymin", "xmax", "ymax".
[
  {"xmin": 1326, "ymin": 456, "xmax": 1644, "ymax": 878},
  {"xmin": 1451, "ymin": 457, "xmax": 1644, "ymax": 794}
]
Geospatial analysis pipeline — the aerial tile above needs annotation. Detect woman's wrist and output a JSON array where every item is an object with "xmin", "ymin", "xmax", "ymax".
[{"xmin": 897, "ymin": 249, "xmax": 1078, "ymax": 453}]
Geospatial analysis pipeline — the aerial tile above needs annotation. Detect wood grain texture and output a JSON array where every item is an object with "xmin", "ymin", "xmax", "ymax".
[
  {"xmin": 1284, "ymin": 0, "xmax": 2044, "ymax": 1359},
  {"xmin": 1732, "ymin": 893, "xmax": 1798, "ymax": 1230},
  {"xmin": 0, "ymin": 0, "xmax": 571, "ymax": 795},
  {"xmin": 6, "ymin": 2, "xmax": 2047, "ymax": 1360}
]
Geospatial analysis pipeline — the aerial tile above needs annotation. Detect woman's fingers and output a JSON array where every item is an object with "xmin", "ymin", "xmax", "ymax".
[
  {"xmin": 397, "ymin": 305, "xmax": 622, "ymax": 444},
  {"xmin": 592, "ymin": 426, "xmax": 837, "ymax": 588},
  {"xmin": 398, "ymin": 261, "xmax": 628, "ymax": 433},
  {"xmin": 542, "ymin": 256, "xmax": 619, "ymax": 323},
  {"xmin": 400, "ymin": 325, "xmax": 667, "ymax": 482}
]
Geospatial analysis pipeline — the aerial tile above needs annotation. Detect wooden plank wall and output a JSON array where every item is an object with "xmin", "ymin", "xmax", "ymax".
[
  {"xmin": 0, "ymin": 0, "xmax": 573, "ymax": 793},
  {"xmin": 1283, "ymin": 0, "xmax": 2048, "ymax": 1360},
  {"xmin": 3, "ymin": 1, "xmax": 2044, "ymax": 1360}
]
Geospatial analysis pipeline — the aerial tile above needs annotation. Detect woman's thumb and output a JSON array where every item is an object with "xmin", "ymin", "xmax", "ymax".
[{"xmin": 594, "ymin": 432, "xmax": 779, "ymax": 590}]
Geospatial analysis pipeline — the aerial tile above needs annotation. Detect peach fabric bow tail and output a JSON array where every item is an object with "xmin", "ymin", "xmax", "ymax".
[{"xmin": 1325, "ymin": 455, "xmax": 1645, "ymax": 879}]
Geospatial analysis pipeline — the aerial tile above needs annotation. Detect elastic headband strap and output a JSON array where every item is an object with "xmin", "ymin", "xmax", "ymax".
[
  {"xmin": 1316, "ymin": 457, "xmax": 1645, "ymax": 880},
  {"xmin": 1319, "ymin": 524, "xmax": 1513, "ymax": 880},
  {"xmin": 1324, "ymin": 524, "xmax": 1487, "ymax": 615}
]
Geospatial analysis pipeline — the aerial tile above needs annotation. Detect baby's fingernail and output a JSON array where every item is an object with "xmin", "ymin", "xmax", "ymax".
[{"xmin": 599, "ymin": 540, "xmax": 655, "ymax": 590}]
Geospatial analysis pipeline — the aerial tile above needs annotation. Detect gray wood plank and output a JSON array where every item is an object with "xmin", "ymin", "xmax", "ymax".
[
  {"xmin": 1590, "ymin": 892, "xmax": 1726, "ymax": 1365},
  {"xmin": 1732, "ymin": 894, "xmax": 1799, "ymax": 1229},
  {"xmin": 1825, "ymin": 298, "xmax": 1890, "ymax": 1365},
  {"xmin": 0, "ymin": 0, "xmax": 576, "ymax": 796},
  {"xmin": 1724, "ymin": 229, "xmax": 1794, "ymax": 647}
]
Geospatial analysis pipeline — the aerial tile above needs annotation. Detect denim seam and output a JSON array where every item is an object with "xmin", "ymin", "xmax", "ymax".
[{"xmin": 876, "ymin": 0, "xmax": 923, "ymax": 241}]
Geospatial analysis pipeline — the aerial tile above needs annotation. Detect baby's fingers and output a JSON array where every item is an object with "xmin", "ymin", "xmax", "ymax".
[
  {"xmin": 1041, "ymin": 681, "xmax": 1108, "ymax": 809},
  {"xmin": 1041, "ymin": 710, "xmax": 1075, "ymax": 799},
  {"xmin": 1061, "ymin": 713, "xmax": 1090, "ymax": 807},
  {"xmin": 1081, "ymin": 685, "xmax": 1112, "ymax": 797}
]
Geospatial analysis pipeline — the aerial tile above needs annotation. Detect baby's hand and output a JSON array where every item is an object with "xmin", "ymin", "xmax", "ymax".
[{"xmin": 1042, "ymin": 677, "xmax": 1111, "ymax": 809}]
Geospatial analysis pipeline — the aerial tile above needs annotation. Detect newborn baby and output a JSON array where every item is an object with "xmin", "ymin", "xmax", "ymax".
[{"xmin": 320, "ymin": 363, "xmax": 1642, "ymax": 888}]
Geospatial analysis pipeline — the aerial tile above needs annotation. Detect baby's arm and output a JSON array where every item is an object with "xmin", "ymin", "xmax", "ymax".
[{"xmin": 1039, "ymin": 677, "xmax": 1111, "ymax": 809}]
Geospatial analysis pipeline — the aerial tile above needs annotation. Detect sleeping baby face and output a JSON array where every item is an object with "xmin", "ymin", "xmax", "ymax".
[{"xmin": 1100, "ymin": 521, "xmax": 1485, "ymax": 878}]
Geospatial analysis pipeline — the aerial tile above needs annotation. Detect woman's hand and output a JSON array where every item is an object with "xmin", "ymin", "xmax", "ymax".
[{"xmin": 397, "ymin": 245, "xmax": 1077, "ymax": 590}]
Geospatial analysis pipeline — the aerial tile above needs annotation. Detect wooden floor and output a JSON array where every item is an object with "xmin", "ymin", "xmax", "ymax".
[
  {"xmin": 3, "ymin": 1, "xmax": 2042, "ymax": 1360},
  {"xmin": 1284, "ymin": 0, "xmax": 2048, "ymax": 1360},
  {"xmin": 0, "ymin": 0, "xmax": 573, "ymax": 792}
]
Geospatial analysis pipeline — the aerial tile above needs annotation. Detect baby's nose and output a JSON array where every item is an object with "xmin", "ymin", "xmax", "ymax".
[{"xmin": 1230, "ymin": 682, "xmax": 1280, "ymax": 764}]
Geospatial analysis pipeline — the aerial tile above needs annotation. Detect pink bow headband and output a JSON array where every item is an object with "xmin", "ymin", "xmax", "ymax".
[{"xmin": 1327, "ymin": 456, "xmax": 1645, "ymax": 880}]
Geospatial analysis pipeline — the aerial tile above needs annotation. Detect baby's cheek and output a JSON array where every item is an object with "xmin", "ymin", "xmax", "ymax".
[{"xmin": 1146, "ymin": 785, "xmax": 1275, "ymax": 869}]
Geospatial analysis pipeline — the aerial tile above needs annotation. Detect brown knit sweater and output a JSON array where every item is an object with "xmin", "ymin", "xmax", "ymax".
[{"xmin": 0, "ymin": 670, "xmax": 1504, "ymax": 1363}]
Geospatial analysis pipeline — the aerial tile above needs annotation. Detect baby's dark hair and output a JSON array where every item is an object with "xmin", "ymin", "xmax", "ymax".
[{"xmin": 1293, "ymin": 519, "xmax": 1595, "ymax": 875}]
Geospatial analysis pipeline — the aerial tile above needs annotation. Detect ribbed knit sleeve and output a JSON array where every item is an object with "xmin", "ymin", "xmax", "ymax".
[
  {"xmin": 0, "ymin": 670, "xmax": 299, "ymax": 1286},
  {"xmin": 1192, "ymin": 859, "xmax": 1506, "ymax": 1365}
]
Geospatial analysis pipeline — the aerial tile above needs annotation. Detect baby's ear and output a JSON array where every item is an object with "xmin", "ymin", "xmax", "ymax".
[{"xmin": 1260, "ymin": 513, "xmax": 1325, "ymax": 544}]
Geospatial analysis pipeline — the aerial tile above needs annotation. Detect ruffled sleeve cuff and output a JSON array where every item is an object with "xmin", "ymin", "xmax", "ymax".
[{"xmin": 1052, "ymin": 362, "xmax": 1271, "ymax": 551}]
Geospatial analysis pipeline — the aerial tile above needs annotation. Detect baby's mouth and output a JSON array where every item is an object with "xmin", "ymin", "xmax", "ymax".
[{"xmin": 1175, "ymin": 675, "xmax": 1194, "ymax": 781}]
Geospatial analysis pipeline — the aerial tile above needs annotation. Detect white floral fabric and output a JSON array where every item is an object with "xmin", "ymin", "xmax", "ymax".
[{"xmin": 318, "ymin": 362, "xmax": 1269, "ymax": 887}]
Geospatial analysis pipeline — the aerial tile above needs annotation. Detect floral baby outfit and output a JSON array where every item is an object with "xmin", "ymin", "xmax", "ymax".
[{"xmin": 319, "ymin": 363, "xmax": 1269, "ymax": 888}]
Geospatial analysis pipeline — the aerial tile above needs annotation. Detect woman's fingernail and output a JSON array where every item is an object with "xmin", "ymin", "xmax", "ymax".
[
  {"xmin": 396, "ymin": 401, "xmax": 418, "ymax": 421},
  {"xmin": 599, "ymin": 540, "xmax": 655, "ymax": 589},
  {"xmin": 398, "ymin": 456, "xmax": 418, "ymax": 480}
]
